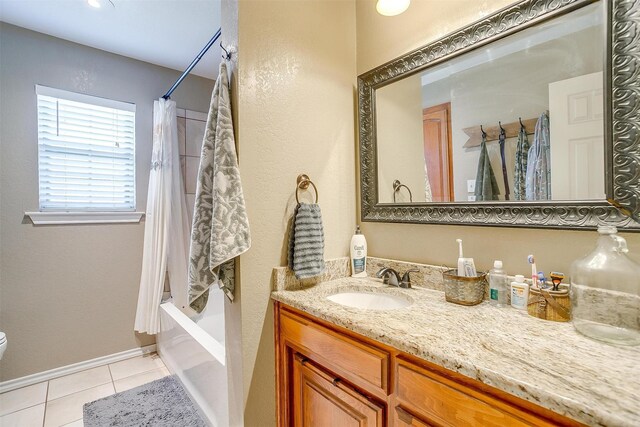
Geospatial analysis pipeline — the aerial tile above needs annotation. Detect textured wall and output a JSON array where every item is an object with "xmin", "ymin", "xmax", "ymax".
[
  {"xmin": 0, "ymin": 23, "xmax": 214, "ymax": 381},
  {"xmin": 355, "ymin": 0, "xmax": 640, "ymax": 276},
  {"xmin": 236, "ymin": 0, "xmax": 357, "ymax": 424},
  {"xmin": 357, "ymin": 0, "xmax": 516, "ymax": 73}
]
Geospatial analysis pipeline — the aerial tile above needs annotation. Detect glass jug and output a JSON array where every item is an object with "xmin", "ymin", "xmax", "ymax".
[{"xmin": 571, "ymin": 226, "xmax": 640, "ymax": 345}]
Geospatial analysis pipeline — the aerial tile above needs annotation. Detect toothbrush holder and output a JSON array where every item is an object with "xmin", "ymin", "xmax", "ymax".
[
  {"xmin": 442, "ymin": 269, "xmax": 487, "ymax": 306},
  {"xmin": 527, "ymin": 285, "xmax": 571, "ymax": 322}
]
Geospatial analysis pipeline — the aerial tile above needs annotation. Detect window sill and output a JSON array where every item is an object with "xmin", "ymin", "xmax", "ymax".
[{"xmin": 25, "ymin": 211, "xmax": 145, "ymax": 225}]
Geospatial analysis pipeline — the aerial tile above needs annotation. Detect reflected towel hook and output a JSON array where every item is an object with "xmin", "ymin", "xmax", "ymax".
[
  {"xmin": 480, "ymin": 125, "xmax": 487, "ymax": 139},
  {"xmin": 519, "ymin": 117, "xmax": 525, "ymax": 129},
  {"xmin": 393, "ymin": 179, "xmax": 413, "ymax": 203},
  {"xmin": 295, "ymin": 174, "xmax": 319, "ymax": 204},
  {"xmin": 499, "ymin": 121, "xmax": 506, "ymax": 136}
]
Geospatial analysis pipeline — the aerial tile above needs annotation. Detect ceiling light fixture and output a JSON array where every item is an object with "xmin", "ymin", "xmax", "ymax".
[
  {"xmin": 376, "ymin": 0, "xmax": 410, "ymax": 16},
  {"xmin": 87, "ymin": 0, "xmax": 115, "ymax": 9}
]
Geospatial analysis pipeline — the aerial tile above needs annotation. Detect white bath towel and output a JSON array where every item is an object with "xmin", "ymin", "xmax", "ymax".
[{"xmin": 188, "ymin": 62, "xmax": 250, "ymax": 312}]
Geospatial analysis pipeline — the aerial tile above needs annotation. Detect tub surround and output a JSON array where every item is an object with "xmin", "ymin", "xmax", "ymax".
[
  {"xmin": 271, "ymin": 257, "xmax": 640, "ymax": 427},
  {"xmin": 157, "ymin": 287, "xmax": 238, "ymax": 427}
]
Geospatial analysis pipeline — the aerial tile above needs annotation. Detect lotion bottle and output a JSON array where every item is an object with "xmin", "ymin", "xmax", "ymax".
[
  {"xmin": 510, "ymin": 275, "xmax": 529, "ymax": 310},
  {"xmin": 350, "ymin": 226, "xmax": 367, "ymax": 277}
]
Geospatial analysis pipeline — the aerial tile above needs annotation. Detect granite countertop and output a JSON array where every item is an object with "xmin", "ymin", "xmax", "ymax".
[{"xmin": 271, "ymin": 275, "xmax": 640, "ymax": 427}]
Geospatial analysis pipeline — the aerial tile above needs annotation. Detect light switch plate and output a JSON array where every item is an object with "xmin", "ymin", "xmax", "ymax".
[{"xmin": 467, "ymin": 179, "xmax": 476, "ymax": 193}]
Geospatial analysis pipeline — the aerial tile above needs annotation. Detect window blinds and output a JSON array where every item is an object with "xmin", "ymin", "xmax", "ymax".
[{"xmin": 36, "ymin": 85, "xmax": 136, "ymax": 211}]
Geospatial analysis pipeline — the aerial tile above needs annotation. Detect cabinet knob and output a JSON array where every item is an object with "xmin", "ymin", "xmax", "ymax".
[{"xmin": 294, "ymin": 353, "xmax": 308, "ymax": 365}]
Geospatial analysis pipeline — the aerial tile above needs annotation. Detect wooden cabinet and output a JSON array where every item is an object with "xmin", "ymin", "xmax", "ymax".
[
  {"xmin": 280, "ymin": 308, "xmax": 389, "ymax": 395},
  {"xmin": 292, "ymin": 354, "xmax": 385, "ymax": 426},
  {"xmin": 275, "ymin": 302, "xmax": 584, "ymax": 427},
  {"xmin": 394, "ymin": 358, "xmax": 559, "ymax": 427}
]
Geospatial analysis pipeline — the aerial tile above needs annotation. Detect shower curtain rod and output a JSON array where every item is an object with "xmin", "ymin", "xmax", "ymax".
[{"xmin": 162, "ymin": 28, "xmax": 222, "ymax": 100}]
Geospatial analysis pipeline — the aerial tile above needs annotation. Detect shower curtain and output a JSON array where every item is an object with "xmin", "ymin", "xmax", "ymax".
[{"xmin": 134, "ymin": 99, "xmax": 190, "ymax": 335}]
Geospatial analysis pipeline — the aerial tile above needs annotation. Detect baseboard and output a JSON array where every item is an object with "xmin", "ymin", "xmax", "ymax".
[{"xmin": 0, "ymin": 344, "xmax": 157, "ymax": 394}]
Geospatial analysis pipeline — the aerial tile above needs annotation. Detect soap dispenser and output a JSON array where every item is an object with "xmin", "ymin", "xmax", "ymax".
[{"xmin": 571, "ymin": 226, "xmax": 640, "ymax": 346}]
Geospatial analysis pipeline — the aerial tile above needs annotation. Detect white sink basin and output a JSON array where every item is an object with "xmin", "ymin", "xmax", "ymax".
[{"xmin": 326, "ymin": 291, "xmax": 412, "ymax": 310}]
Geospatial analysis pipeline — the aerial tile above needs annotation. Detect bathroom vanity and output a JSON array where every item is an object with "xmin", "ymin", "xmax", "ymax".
[
  {"xmin": 275, "ymin": 304, "xmax": 580, "ymax": 426},
  {"xmin": 276, "ymin": 303, "xmax": 581, "ymax": 426},
  {"xmin": 271, "ymin": 259, "xmax": 639, "ymax": 427},
  {"xmin": 272, "ymin": 0, "xmax": 640, "ymax": 424}
]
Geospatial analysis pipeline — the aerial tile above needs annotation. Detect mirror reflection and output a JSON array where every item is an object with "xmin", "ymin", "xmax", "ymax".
[{"xmin": 376, "ymin": 3, "xmax": 604, "ymax": 203}]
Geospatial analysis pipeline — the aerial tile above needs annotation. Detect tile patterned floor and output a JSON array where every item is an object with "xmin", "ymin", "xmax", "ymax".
[{"xmin": 0, "ymin": 353, "xmax": 169, "ymax": 427}]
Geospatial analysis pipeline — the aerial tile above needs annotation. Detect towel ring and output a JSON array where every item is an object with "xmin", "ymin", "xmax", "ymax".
[
  {"xmin": 393, "ymin": 179, "xmax": 413, "ymax": 203},
  {"xmin": 296, "ymin": 174, "xmax": 318, "ymax": 204}
]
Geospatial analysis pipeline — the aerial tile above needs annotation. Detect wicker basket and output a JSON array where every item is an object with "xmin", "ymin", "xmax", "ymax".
[
  {"xmin": 527, "ymin": 285, "xmax": 571, "ymax": 322},
  {"xmin": 442, "ymin": 269, "xmax": 487, "ymax": 306}
]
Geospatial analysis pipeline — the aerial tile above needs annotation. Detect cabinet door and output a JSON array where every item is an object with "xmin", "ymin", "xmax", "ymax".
[{"xmin": 292, "ymin": 354, "xmax": 385, "ymax": 427}]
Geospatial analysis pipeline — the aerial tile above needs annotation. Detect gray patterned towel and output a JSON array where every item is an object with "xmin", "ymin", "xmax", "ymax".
[
  {"xmin": 188, "ymin": 62, "xmax": 250, "ymax": 311},
  {"xmin": 288, "ymin": 203, "xmax": 325, "ymax": 279}
]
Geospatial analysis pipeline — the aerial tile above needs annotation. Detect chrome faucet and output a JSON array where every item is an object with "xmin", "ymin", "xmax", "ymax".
[{"xmin": 376, "ymin": 267, "xmax": 419, "ymax": 289}]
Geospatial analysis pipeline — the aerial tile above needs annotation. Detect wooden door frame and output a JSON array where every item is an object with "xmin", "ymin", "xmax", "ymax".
[{"xmin": 423, "ymin": 102, "xmax": 454, "ymax": 202}]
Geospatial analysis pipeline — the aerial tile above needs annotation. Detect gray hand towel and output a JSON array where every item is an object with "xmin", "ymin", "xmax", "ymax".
[
  {"xmin": 288, "ymin": 203, "xmax": 325, "ymax": 279},
  {"xmin": 474, "ymin": 134, "xmax": 500, "ymax": 201}
]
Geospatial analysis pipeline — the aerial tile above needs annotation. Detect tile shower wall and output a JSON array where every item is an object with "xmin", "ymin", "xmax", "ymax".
[{"xmin": 177, "ymin": 108, "xmax": 207, "ymax": 223}]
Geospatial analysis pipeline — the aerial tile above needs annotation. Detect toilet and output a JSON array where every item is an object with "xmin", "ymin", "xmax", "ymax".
[{"xmin": 0, "ymin": 332, "xmax": 6, "ymax": 360}]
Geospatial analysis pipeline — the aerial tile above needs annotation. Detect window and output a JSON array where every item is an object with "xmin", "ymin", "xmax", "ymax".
[{"xmin": 36, "ymin": 85, "xmax": 136, "ymax": 212}]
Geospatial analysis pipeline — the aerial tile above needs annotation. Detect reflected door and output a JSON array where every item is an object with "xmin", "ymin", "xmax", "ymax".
[
  {"xmin": 423, "ymin": 103, "xmax": 453, "ymax": 202},
  {"xmin": 549, "ymin": 72, "xmax": 604, "ymax": 200}
]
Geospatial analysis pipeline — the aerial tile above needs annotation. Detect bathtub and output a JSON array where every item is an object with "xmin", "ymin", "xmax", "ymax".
[{"xmin": 158, "ymin": 288, "xmax": 241, "ymax": 426}]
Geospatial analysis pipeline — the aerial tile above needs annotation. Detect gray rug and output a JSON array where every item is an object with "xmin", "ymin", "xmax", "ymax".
[{"xmin": 83, "ymin": 376, "xmax": 206, "ymax": 426}]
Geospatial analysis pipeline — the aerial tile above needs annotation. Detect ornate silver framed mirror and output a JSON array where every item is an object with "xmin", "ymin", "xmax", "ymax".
[{"xmin": 358, "ymin": 0, "xmax": 640, "ymax": 230}]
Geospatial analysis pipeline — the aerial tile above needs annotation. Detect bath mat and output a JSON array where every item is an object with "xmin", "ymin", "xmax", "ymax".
[{"xmin": 83, "ymin": 376, "xmax": 206, "ymax": 427}]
